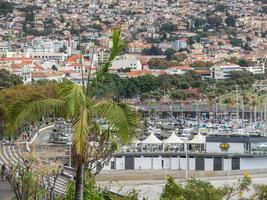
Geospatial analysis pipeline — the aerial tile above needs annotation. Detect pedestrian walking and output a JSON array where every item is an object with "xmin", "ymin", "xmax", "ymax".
[{"xmin": 1, "ymin": 163, "xmax": 6, "ymax": 181}]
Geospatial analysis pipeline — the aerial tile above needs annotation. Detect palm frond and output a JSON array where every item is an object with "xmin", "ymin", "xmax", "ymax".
[
  {"xmin": 93, "ymin": 101, "xmax": 139, "ymax": 144},
  {"xmin": 58, "ymin": 80, "xmax": 88, "ymax": 117},
  {"xmin": 97, "ymin": 28, "xmax": 124, "ymax": 77},
  {"xmin": 107, "ymin": 27, "xmax": 124, "ymax": 64},
  {"xmin": 6, "ymin": 95, "xmax": 64, "ymax": 135},
  {"xmin": 73, "ymin": 107, "xmax": 90, "ymax": 156}
]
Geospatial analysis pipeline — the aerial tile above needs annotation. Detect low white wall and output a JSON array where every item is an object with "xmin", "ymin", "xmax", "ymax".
[
  {"xmin": 189, "ymin": 157, "xmax": 195, "ymax": 170},
  {"xmin": 162, "ymin": 157, "xmax": 171, "ymax": 169},
  {"xmin": 241, "ymin": 157, "xmax": 267, "ymax": 170},
  {"xmin": 171, "ymin": 157, "xmax": 179, "ymax": 169},
  {"xmin": 115, "ymin": 157, "xmax": 125, "ymax": 170},
  {"xmin": 179, "ymin": 157, "xmax": 187, "ymax": 170},
  {"xmin": 223, "ymin": 158, "xmax": 231, "ymax": 171},
  {"xmin": 135, "ymin": 156, "xmax": 152, "ymax": 170},
  {"xmin": 205, "ymin": 158, "xmax": 213, "ymax": 171},
  {"xmin": 152, "ymin": 156, "xmax": 162, "ymax": 169}
]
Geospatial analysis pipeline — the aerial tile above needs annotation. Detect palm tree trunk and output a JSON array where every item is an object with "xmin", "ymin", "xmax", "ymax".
[{"xmin": 75, "ymin": 160, "xmax": 84, "ymax": 200}]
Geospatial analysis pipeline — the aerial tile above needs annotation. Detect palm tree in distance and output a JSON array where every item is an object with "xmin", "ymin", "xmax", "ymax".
[{"xmin": 6, "ymin": 29, "xmax": 140, "ymax": 200}]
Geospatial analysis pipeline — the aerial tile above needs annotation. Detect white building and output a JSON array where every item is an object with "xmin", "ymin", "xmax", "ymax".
[
  {"xmin": 172, "ymin": 39, "xmax": 187, "ymax": 51},
  {"xmin": 0, "ymin": 41, "xmax": 9, "ymax": 52},
  {"xmin": 101, "ymin": 135, "xmax": 267, "ymax": 172},
  {"xmin": 11, "ymin": 65, "xmax": 32, "ymax": 84},
  {"xmin": 210, "ymin": 64, "xmax": 244, "ymax": 80},
  {"xmin": 112, "ymin": 54, "xmax": 142, "ymax": 71},
  {"xmin": 27, "ymin": 52, "xmax": 67, "ymax": 62},
  {"xmin": 244, "ymin": 65, "xmax": 265, "ymax": 75},
  {"xmin": 165, "ymin": 66, "xmax": 193, "ymax": 75}
]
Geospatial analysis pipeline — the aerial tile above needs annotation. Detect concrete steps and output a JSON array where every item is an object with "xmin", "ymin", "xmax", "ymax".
[{"xmin": 0, "ymin": 144, "xmax": 69, "ymax": 195}]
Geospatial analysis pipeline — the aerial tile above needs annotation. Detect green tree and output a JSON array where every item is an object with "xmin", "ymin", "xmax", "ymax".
[
  {"xmin": 6, "ymin": 154, "xmax": 62, "ymax": 200},
  {"xmin": 174, "ymin": 53, "xmax": 187, "ymax": 62},
  {"xmin": 0, "ymin": 69, "xmax": 23, "ymax": 89},
  {"xmin": 148, "ymin": 58, "xmax": 180, "ymax": 69},
  {"xmin": 142, "ymin": 46, "xmax": 163, "ymax": 55},
  {"xmin": 165, "ymin": 48, "xmax": 176, "ymax": 60},
  {"xmin": 160, "ymin": 22, "xmax": 178, "ymax": 33},
  {"xmin": 51, "ymin": 65, "xmax": 58, "ymax": 71},
  {"xmin": 243, "ymin": 43, "xmax": 252, "ymax": 51},
  {"xmin": 62, "ymin": 172, "xmax": 138, "ymax": 200},
  {"xmin": 238, "ymin": 59, "xmax": 254, "ymax": 67},
  {"xmin": 161, "ymin": 173, "xmax": 252, "ymax": 200},
  {"xmin": 193, "ymin": 18, "xmax": 206, "ymax": 29},
  {"xmin": 230, "ymin": 38, "xmax": 242, "ymax": 47},
  {"xmin": 0, "ymin": 1, "xmax": 13, "ymax": 15},
  {"xmin": 207, "ymin": 15, "xmax": 223, "ymax": 29},
  {"xmin": 253, "ymin": 184, "xmax": 267, "ymax": 200},
  {"xmin": 6, "ymin": 29, "xmax": 140, "ymax": 200},
  {"xmin": 215, "ymin": 4, "xmax": 227, "ymax": 12},
  {"xmin": 225, "ymin": 15, "xmax": 236, "ymax": 27},
  {"xmin": 189, "ymin": 61, "xmax": 213, "ymax": 69}
]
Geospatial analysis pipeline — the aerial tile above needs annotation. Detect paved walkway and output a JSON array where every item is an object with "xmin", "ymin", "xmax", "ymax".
[{"xmin": 0, "ymin": 181, "xmax": 13, "ymax": 200}]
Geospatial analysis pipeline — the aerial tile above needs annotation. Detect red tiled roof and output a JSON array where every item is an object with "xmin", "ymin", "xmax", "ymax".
[
  {"xmin": 168, "ymin": 66, "xmax": 193, "ymax": 70},
  {"xmin": 32, "ymin": 71, "xmax": 64, "ymax": 78},
  {"xmin": 126, "ymin": 70, "xmax": 152, "ymax": 77},
  {"xmin": 195, "ymin": 70, "xmax": 210, "ymax": 75},
  {"xmin": 184, "ymin": 88, "xmax": 200, "ymax": 94}
]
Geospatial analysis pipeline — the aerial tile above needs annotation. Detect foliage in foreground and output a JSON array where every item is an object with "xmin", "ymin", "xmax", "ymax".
[
  {"xmin": 6, "ymin": 154, "xmax": 62, "ymax": 200},
  {"xmin": 61, "ymin": 172, "xmax": 138, "ymax": 200},
  {"xmin": 160, "ymin": 173, "xmax": 267, "ymax": 200}
]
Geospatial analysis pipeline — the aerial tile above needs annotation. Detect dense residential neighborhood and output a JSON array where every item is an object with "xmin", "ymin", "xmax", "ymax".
[{"xmin": 0, "ymin": 0, "xmax": 266, "ymax": 87}]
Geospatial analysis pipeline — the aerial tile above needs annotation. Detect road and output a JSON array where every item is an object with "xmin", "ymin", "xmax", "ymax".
[
  {"xmin": 99, "ymin": 174, "xmax": 267, "ymax": 200},
  {"xmin": 31, "ymin": 125, "xmax": 54, "ymax": 145}
]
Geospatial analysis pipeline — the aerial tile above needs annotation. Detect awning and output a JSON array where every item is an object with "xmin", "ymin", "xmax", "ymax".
[
  {"xmin": 164, "ymin": 131, "xmax": 184, "ymax": 144},
  {"xmin": 142, "ymin": 132, "xmax": 163, "ymax": 144},
  {"xmin": 188, "ymin": 132, "xmax": 206, "ymax": 144}
]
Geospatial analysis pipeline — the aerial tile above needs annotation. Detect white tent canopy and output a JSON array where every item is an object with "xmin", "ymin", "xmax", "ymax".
[
  {"xmin": 142, "ymin": 132, "xmax": 163, "ymax": 144},
  {"xmin": 187, "ymin": 132, "xmax": 206, "ymax": 144},
  {"xmin": 164, "ymin": 131, "xmax": 184, "ymax": 144}
]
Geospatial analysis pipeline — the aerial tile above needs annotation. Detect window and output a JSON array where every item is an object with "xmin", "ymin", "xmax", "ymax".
[
  {"xmin": 232, "ymin": 157, "xmax": 240, "ymax": 170},
  {"xmin": 111, "ymin": 161, "xmax": 115, "ymax": 169}
]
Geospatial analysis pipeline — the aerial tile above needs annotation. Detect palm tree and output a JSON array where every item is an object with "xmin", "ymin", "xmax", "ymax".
[{"xmin": 6, "ymin": 29, "xmax": 140, "ymax": 200}]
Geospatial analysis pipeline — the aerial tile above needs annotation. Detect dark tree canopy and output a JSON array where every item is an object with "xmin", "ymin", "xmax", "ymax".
[
  {"xmin": 0, "ymin": 1, "xmax": 13, "ymax": 15},
  {"xmin": 0, "ymin": 69, "xmax": 23, "ymax": 89},
  {"xmin": 160, "ymin": 22, "xmax": 178, "ymax": 33},
  {"xmin": 193, "ymin": 18, "xmax": 206, "ymax": 29},
  {"xmin": 207, "ymin": 15, "xmax": 223, "ymax": 28},
  {"xmin": 225, "ymin": 15, "xmax": 236, "ymax": 27},
  {"xmin": 142, "ymin": 46, "xmax": 163, "ymax": 55},
  {"xmin": 215, "ymin": 4, "xmax": 227, "ymax": 12},
  {"xmin": 165, "ymin": 48, "xmax": 176, "ymax": 60},
  {"xmin": 230, "ymin": 38, "xmax": 242, "ymax": 47}
]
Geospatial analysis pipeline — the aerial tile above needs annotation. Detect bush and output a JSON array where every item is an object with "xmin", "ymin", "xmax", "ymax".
[
  {"xmin": 62, "ymin": 172, "xmax": 138, "ymax": 200},
  {"xmin": 161, "ymin": 173, "xmax": 253, "ymax": 200}
]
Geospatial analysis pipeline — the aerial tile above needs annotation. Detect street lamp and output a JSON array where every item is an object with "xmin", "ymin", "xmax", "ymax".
[
  {"xmin": 185, "ymin": 141, "xmax": 188, "ymax": 179},
  {"xmin": 227, "ymin": 153, "xmax": 233, "ymax": 182}
]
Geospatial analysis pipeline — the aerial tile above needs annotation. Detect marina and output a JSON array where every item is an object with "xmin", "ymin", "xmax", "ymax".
[{"xmin": 98, "ymin": 110, "xmax": 267, "ymax": 172}]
